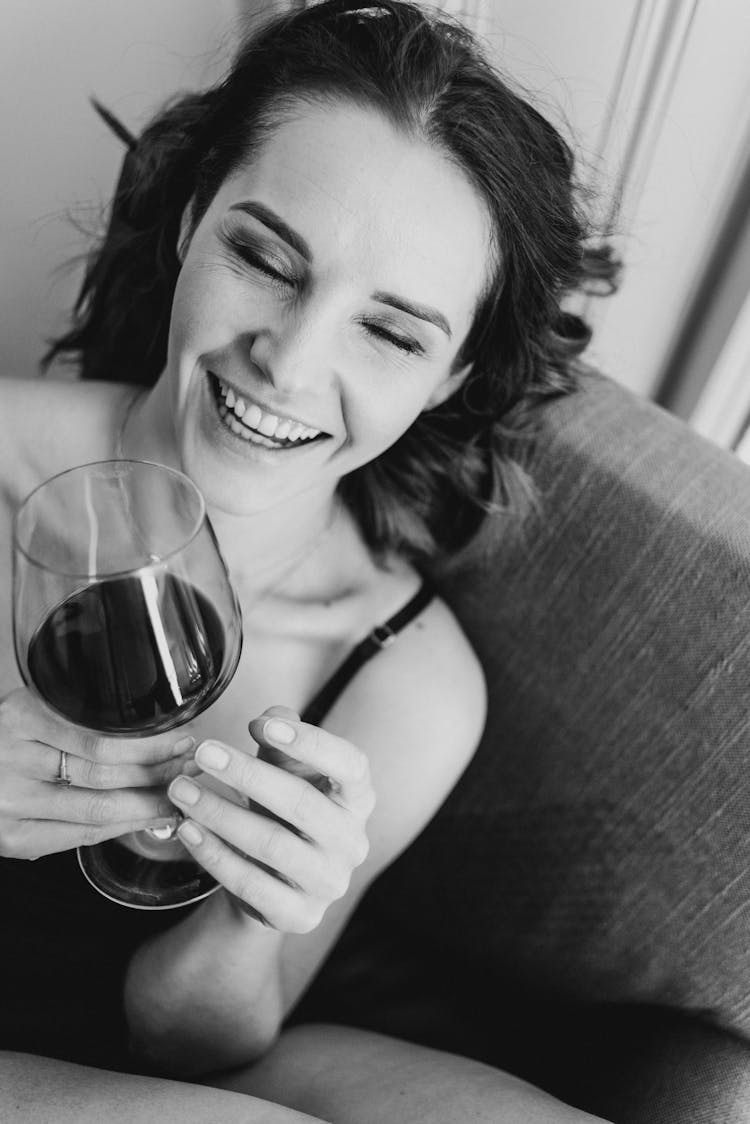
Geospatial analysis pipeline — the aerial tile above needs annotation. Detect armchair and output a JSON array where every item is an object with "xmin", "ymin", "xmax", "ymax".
[{"xmin": 290, "ymin": 368, "xmax": 750, "ymax": 1124}]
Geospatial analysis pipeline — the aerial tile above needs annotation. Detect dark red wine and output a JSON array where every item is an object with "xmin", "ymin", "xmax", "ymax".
[{"xmin": 27, "ymin": 573, "xmax": 226, "ymax": 734}]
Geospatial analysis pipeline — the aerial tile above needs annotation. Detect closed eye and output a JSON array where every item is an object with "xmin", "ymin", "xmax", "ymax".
[
  {"xmin": 362, "ymin": 321, "xmax": 424, "ymax": 356},
  {"xmin": 225, "ymin": 236, "xmax": 297, "ymax": 287}
]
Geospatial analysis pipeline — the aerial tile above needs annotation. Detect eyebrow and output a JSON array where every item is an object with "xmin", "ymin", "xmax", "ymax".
[
  {"xmin": 372, "ymin": 291, "xmax": 452, "ymax": 338},
  {"xmin": 229, "ymin": 200, "xmax": 311, "ymax": 260},
  {"xmin": 229, "ymin": 199, "xmax": 452, "ymax": 338}
]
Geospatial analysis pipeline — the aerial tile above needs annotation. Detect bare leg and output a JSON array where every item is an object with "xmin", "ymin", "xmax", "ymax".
[
  {"xmin": 214, "ymin": 1023, "xmax": 612, "ymax": 1124},
  {"xmin": 0, "ymin": 1051, "xmax": 328, "ymax": 1124}
]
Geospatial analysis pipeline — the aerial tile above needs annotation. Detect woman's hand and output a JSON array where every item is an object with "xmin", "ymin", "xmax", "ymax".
[
  {"xmin": 0, "ymin": 687, "xmax": 199, "ymax": 860},
  {"xmin": 168, "ymin": 706, "xmax": 376, "ymax": 933}
]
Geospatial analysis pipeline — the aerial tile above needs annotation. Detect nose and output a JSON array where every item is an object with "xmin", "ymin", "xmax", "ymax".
[{"xmin": 246, "ymin": 301, "xmax": 335, "ymax": 398}]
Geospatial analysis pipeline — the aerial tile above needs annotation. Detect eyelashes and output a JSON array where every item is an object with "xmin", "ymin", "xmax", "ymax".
[
  {"xmin": 359, "ymin": 321, "xmax": 423, "ymax": 355},
  {"xmin": 223, "ymin": 234, "xmax": 424, "ymax": 357},
  {"xmin": 228, "ymin": 239, "xmax": 295, "ymax": 287}
]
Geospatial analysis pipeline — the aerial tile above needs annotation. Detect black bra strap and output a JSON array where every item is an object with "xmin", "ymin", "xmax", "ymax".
[{"xmin": 301, "ymin": 579, "xmax": 435, "ymax": 727}]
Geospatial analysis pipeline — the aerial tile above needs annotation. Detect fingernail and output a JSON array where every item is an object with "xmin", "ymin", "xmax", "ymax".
[
  {"xmin": 265, "ymin": 718, "xmax": 296, "ymax": 745},
  {"xmin": 178, "ymin": 820, "xmax": 203, "ymax": 846},
  {"xmin": 148, "ymin": 815, "xmax": 178, "ymax": 831},
  {"xmin": 147, "ymin": 821, "xmax": 180, "ymax": 841},
  {"xmin": 196, "ymin": 740, "xmax": 230, "ymax": 771},
  {"xmin": 172, "ymin": 735, "xmax": 196, "ymax": 756},
  {"xmin": 168, "ymin": 776, "xmax": 200, "ymax": 806},
  {"xmin": 178, "ymin": 756, "xmax": 203, "ymax": 777}
]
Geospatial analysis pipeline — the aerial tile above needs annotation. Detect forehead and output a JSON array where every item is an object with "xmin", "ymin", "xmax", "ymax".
[{"xmin": 212, "ymin": 99, "xmax": 492, "ymax": 326}]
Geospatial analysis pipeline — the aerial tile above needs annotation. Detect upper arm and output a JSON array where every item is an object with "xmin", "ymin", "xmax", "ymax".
[{"xmin": 278, "ymin": 597, "xmax": 487, "ymax": 1014}]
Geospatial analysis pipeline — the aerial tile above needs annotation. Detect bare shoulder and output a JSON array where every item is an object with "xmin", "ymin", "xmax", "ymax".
[
  {"xmin": 368, "ymin": 591, "xmax": 486, "ymax": 746},
  {"xmin": 0, "ymin": 373, "xmax": 90, "ymax": 424},
  {"xmin": 0, "ymin": 374, "xmax": 119, "ymax": 441},
  {"xmin": 0, "ymin": 376, "xmax": 128, "ymax": 502},
  {"xmin": 323, "ymin": 586, "xmax": 487, "ymax": 861}
]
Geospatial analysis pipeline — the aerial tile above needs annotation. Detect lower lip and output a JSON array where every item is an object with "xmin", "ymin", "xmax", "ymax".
[{"xmin": 204, "ymin": 374, "xmax": 328, "ymax": 459}]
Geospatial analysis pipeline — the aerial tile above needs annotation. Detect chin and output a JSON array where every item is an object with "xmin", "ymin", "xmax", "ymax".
[{"xmin": 181, "ymin": 442, "xmax": 306, "ymax": 520}]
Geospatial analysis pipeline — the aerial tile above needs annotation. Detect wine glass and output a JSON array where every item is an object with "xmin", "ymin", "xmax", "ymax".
[{"xmin": 12, "ymin": 459, "xmax": 243, "ymax": 910}]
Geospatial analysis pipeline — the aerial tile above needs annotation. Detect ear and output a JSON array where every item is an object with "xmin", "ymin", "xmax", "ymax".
[
  {"xmin": 422, "ymin": 362, "xmax": 473, "ymax": 412},
  {"xmin": 177, "ymin": 199, "xmax": 195, "ymax": 264}
]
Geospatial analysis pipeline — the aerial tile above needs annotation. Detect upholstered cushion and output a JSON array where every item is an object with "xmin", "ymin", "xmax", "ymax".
[{"xmin": 291, "ymin": 370, "xmax": 750, "ymax": 1123}]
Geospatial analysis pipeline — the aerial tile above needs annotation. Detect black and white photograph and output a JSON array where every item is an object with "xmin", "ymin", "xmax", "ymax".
[{"xmin": 2, "ymin": 2, "xmax": 750, "ymax": 1121}]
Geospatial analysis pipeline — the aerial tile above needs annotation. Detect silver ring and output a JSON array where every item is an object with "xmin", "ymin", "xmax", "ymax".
[{"xmin": 56, "ymin": 749, "xmax": 72, "ymax": 786}]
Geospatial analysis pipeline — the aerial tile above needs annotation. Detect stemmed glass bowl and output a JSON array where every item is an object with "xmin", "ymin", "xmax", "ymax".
[{"xmin": 13, "ymin": 459, "xmax": 242, "ymax": 909}]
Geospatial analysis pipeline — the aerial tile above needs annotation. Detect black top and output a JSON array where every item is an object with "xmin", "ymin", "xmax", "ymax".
[{"xmin": 0, "ymin": 579, "xmax": 434, "ymax": 1069}]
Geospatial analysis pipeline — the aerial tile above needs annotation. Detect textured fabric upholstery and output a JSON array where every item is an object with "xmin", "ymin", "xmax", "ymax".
[{"xmin": 291, "ymin": 370, "xmax": 750, "ymax": 1123}]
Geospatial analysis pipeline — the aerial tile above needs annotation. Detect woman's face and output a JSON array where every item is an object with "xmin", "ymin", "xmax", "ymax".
[{"xmin": 166, "ymin": 98, "xmax": 491, "ymax": 515}]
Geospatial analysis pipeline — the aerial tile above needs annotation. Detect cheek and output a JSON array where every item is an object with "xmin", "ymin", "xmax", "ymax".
[
  {"xmin": 342, "ymin": 380, "xmax": 430, "ymax": 462},
  {"xmin": 165, "ymin": 267, "xmax": 222, "ymax": 425},
  {"xmin": 169, "ymin": 270, "xmax": 205, "ymax": 379},
  {"xmin": 171, "ymin": 263, "xmax": 221, "ymax": 349},
  {"xmin": 171, "ymin": 245, "xmax": 257, "ymax": 351}
]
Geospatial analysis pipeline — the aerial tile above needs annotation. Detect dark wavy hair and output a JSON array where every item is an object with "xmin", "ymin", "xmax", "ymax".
[{"xmin": 44, "ymin": 0, "xmax": 618, "ymax": 570}]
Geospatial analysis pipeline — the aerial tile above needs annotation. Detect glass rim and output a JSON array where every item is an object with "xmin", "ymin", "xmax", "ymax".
[{"xmin": 12, "ymin": 458, "xmax": 208, "ymax": 580}]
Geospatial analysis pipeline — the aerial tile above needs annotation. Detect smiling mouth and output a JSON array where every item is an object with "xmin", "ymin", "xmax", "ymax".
[{"xmin": 209, "ymin": 374, "xmax": 329, "ymax": 449}]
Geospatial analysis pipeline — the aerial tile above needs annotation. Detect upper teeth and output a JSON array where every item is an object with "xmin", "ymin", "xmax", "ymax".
[{"xmin": 218, "ymin": 379, "xmax": 321, "ymax": 442}]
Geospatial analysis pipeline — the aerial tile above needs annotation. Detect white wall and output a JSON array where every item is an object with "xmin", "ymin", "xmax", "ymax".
[
  {"xmin": 585, "ymin": 0, "xmax": 750, "ymax": 401},
  {"xmin": 0, "ymin": 0, "xmax": 241, "ymax": 378},
  {"xmin": 467, "ymin": 0, "xmax": 637, "ymax": 179}
]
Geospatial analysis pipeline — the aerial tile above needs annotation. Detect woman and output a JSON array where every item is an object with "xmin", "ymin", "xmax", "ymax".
[{"xmin": 0, "ymin": 1, "xmax": 615, "ymax": 1120}]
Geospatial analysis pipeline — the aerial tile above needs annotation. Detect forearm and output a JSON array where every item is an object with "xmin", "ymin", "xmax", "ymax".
[
  {"xmin": 0, "ymin": 1051, "xmax": 327, "ymax": 1124},
  {"xmin": 124, "ymin": 890, "xmax": 286, "ymax": 1077}
]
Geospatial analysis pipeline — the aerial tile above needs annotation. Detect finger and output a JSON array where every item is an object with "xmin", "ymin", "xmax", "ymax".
[
  {"xmin": 55, "ymin": 728, "xmax": 198, "ymax": 768},
  {"xmin": 252, "ymin": 706, "xmax": 323, "ymax": 782},
  {"xmin": 175, "ymin": 819, "xmax": 323, "ymax": 933},
  {"xmin": 30, "ymin": 784, "xmax": 173, "ymax": 826},
  {"xmin": 3, "ymin": 814, "xmax": 182, "ymax": 861},
  {"xmin": 249, "ymin": 713, "xmax": 373, "ymax": 810},
  {"xmin": 189, "ymin": 742, "xmax": 340, "ymax": 841},
  {"xmin": 33, "ymin": 708, "xmax": 197, "ymax": 767},
  {"xmin": 16, "ymin": 740, "xmax": 201, "ymax": 789},
  {"xmin": 0, "ymin": 690, "xmax": 188, "ymax": 766},
  {"xmin": 167, "ymin": 775, "xmax": 345, "ymax": 898}
]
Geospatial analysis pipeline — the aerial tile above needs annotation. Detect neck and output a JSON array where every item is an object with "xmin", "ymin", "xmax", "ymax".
[
  {"xmin": 208, "ymin": 492, "xmax": 342, "ymax": 600},
  {"xmin": 117, "ymin": 380, "xmax": 347, "ymax": 598}
]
